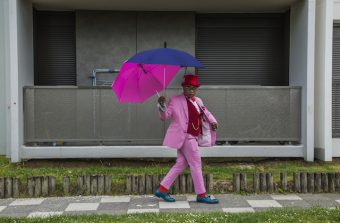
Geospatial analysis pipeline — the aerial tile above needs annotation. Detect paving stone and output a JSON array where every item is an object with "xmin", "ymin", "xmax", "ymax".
[
  {"xmin": 97, "ymin": 202, "xmax": 129, "ymax": 212},
  {"xmin": 186, "ymin": 195, "xmax": 197, "ymax": 202},
  {"xmin": 0, "ymin": 206, "xmax": 6, "ymax": 213},
  {"xmin": 159, "ymin": 208, "xmax": 196, "ymax": 213},
  {"xmin": 223, "ymin": 207, "xmax": 255, "ymax": 213},
  {"xmin": 276, "ymin": 200, "xmax": 312, "ymax": 208},
  {"xmin": 186, "ymin": 208, "xmax": 223, "ymax": 213},
  {"xmin": 9, "ymin": 198, "xmax": 45, "ymax": 206},
  {"xmin": 253, "ymin": 207, "xmax": 283, "ymax": 212},
  {"xmin": 159, "ymin": 201, "xmax": 190, "ymax": 209},
  {"xmin": 171, "ymin": 195, "xmax": 188, "ymax": 201},
  {"xmin": 244, "ymin": 195, "xmax": 273, "ymax": 200},
  {"xmin": 0, "ymin": 212, "xmax": 28, "ymax": 217},
  {"xmin": 30, "ymin": 203, "xmax": 69, "ymax": 212},
  {"xmin": 100, "ymin": 196, "xmax": 130, "ymax": 203},
  {"xmin": 96, "ymin": 210, "xmax": 127, "ymax": 215},
  {"xmin": 270, "ymin": 195, "xmax": 302, "ymax": 200},
  {"xmin": 218, "ymin": 194, "xmax": 251, "ymax": 208},
  {"xmin": 61, "ymin": 196, "xmax": 101, "ymax": 203},
  {"xmin": 0, "ymin": 206, "xmax": 39, "ymax": 216},
  {"xmin": 0, "ymin": 199, "xmax": 15, "ymax": 206},
  {"xmin": 247, "ymin": 200, "xmax": 282, "ymax": 208},
  {"xmin": 322, "ymin": 194, "xmax": 340, "ymax": 200},
  {"xmin": 27, "ymin": 211, "xmax": 63, "ymax": 218},
  {"xmin": 64, "ymin": 211, "xmax": 99, "ymax": 216},
  {"xmin": 129, "ymin": 196, "xmax": 159, "ymax": 209},
  {"xmin": 298, "ymin": 194, "xmax": 340, "ymax": 207},
  {"xmin": 127, "ymin": 209, "xmax": 159, "ymax": 214},
  {"xmin": 188, "ymin": 201, "xmax": 222, "ymax": 210},
  {"xmin": 65, "ymin": 203, "xmax": 99, "ymax": 212},
  {"xmin": 298, "ymin": 194, "xmax": 331, "ymax": 201}
]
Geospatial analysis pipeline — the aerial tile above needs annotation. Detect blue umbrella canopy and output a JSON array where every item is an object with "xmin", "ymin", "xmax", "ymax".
[{"xmin": 127, "ymin": 48, "xmax": 204, "ymax": 68}]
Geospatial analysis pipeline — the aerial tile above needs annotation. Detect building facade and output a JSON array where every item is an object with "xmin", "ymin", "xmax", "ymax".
[{"xmin": 0, "ymin": 0, "xmax": 336, "ymax": 162}]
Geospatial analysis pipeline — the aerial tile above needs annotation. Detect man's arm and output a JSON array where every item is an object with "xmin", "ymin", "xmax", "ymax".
[{"xmin": 197, "ymin": 98, "xmax": 218, "ymax": 130}]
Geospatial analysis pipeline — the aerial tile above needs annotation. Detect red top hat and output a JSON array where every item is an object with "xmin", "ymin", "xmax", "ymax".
[{"xmin": 181, "ymin": 74, "xmax": 200, "ymax": 87}]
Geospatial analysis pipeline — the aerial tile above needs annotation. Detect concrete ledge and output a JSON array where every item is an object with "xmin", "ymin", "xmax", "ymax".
[{"xmin": 21, "ymin": 145, "xmax": 304, "ymax": 159}]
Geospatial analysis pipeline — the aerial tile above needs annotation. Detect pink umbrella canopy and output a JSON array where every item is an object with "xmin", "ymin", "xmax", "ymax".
[{"xmin": 112, "ymin": 62, "xmax": 181, "ymax": 103}]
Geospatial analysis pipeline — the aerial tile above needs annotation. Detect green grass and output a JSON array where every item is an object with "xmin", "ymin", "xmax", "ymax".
[
  {"xmin": 0, "ymin": 207, "xmax": 340, "ymax": 223},
  {"xmin": 2, "ymin": 156, "xmax": 340, "ymax": 195}
]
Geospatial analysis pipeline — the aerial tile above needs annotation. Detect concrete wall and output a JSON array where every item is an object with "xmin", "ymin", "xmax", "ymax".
[
  {"xmin": 0, "ymin": 0, "xmax": 9, "ymax": 155},
  {"xmin": 17, "ymin": 0, "xmax": 34, "ymax": 156},
  {"xmin": 76, "ymin": 11, "xmax": 195, "ymax": 86},
  {"xmin": 290, "ymin": 0, "xmax": 315, "ymax": 161},
  {"xmin": 314, "ymin": 0, "xmax": 333, "ymax": 161},
  {"xmin": 6, "ymin": 0, "xmax": 34, "ymax": 162}
]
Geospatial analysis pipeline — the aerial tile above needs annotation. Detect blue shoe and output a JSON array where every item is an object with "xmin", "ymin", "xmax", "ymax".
[
  {"xmin": 154, "ymin": 189, "xmax": 176, "ymax": 202},
  {"xmin": 196, "ymin": 195, "xmax": 219, "ymax": 204}
]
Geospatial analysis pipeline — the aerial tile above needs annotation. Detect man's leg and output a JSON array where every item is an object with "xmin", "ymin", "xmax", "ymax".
[
  {"xmin": 160, "ymin": 148, "xmax": 188, "ymax": 190},
  {"xmin": 181, "ymin": 135, "xmax": 206, "ymax": 195}
]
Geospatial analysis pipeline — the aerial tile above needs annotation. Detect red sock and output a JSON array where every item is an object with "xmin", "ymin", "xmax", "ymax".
[
  {"xmin": 198, "ymin": 193, "xmax": 206, "ymax": 198},
  {"xmin": 159, "ymin": 185, "xmax": 168, "ymax": 193}
]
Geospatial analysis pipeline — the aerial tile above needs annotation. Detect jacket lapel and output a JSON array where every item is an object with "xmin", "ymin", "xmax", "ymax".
[
  {"xmin": 196, "ymin": 100, "xmax": 210, "ymax": 123},
  {"xmin": 180, "ymin": 94, "xmax": 188, "ymax": 120}
]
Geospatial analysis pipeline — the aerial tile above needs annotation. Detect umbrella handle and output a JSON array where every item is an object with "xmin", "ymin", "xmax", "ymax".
[{"xmin": 156, "ymin": 90, "xmax": 160, "ymax": 98}]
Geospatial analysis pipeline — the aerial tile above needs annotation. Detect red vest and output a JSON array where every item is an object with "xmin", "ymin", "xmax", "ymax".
[{"xmin": 186, "ymin": 98, "xmax": 201, "ymax": 136}]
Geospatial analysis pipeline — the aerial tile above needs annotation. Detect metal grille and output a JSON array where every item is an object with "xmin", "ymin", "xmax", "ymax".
[
  {"xmin": 196, "ymin": 13, "xmax": 289, "ymax": 86},
  {"xmin": 333, "ymin": 24, "xmax": 340, "ymax": 137},
  {"xmin": 34, "ymin": 11, "xmax": 76, "ymax": 86}
]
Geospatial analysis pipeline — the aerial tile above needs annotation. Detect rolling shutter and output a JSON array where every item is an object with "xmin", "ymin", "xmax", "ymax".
[
  {"xmin": 34, "ymin": 11, "xmax": 76, "ymax": 85},
  {"xmin": 333, "ymin": 24, "xmax": 340, "ymax": 137},
  {"xmin": 196, "ymin": 13, "xmax": 289, "ymax": 86}
]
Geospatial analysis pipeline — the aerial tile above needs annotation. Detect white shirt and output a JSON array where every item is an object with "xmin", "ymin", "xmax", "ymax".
[{"xmin": 188, "ymin": 98, "xmax": 201, "ymax": 114}]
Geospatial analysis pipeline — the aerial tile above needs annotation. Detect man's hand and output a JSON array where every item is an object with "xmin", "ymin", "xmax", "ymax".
[
  {"xmin": 211, "ymin": 123, "xmax": 218, "ymax": 131},
  {"xmin": 158, "ymin": 96, "xmax": 166, "ymax": 107}
]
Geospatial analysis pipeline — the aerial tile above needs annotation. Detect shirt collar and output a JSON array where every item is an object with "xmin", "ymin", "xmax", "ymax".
[{"xmin": 183, "ymin": 94, "xmax": 196, "ymax": 102}]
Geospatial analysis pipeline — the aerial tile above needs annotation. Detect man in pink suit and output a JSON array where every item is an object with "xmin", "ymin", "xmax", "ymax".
[{"xmin": 154, "ymin": 74, "xmax": 219, "ymax": 204}]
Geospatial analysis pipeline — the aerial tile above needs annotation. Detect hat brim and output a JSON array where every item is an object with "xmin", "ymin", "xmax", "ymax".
[{"xmin": 181, "ymin": 82, "xmax": 200, "ymax": 87}]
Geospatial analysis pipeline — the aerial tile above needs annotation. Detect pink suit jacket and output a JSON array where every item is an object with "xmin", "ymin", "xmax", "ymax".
[{"xmin": 159, "ymin": 94, "xmax": 217, "ymax": 149}]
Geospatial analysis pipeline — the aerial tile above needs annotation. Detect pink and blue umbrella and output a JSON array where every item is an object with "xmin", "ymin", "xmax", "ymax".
[{"xmin": 112, "ymin": 48, "xmax": 203, "ymax": 103}]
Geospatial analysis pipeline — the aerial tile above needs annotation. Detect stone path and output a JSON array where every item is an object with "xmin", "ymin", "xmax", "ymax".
[{"xmin": 0, "ymin": 193, "xmax": 340, "ymax": 218}]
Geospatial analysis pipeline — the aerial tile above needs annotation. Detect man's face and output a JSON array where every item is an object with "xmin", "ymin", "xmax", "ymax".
[{"xmin": 183, "ymin": 85, "xmax": 198, "ymax": 99}]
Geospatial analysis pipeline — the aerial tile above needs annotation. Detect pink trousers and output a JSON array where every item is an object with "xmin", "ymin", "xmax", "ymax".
[{"xmin": 160, "ymin": 134, "xmax": 206, "ymax": 195}]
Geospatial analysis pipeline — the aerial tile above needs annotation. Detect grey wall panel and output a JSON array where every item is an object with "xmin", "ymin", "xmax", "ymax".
[
  {"xmin": 98, "ymin": 90, "xmax": 133, "ymax": 140},
  {"xmin": 0, "ymin": 0, "xmax": 7, "ymax": 154},
  {"xmin": 137, "ymin": 12, "xmax": 196, "ymax": 86},
  {"xmin": 224, "ymin": 88, "xmax": 291, "ymax": 140},
  {"xmin": 133, "ymin": 94, "xmax": 165, "ymax": 141},
  {"xmin": 76, "ymin": 11, "xmax": 137, "ymax": 86},
  {"xmin": 34, "ymin": 89, "xmax": 77, "ymax": 139},
  {"xmin": 290, "ymin": 88, "xmax": 301, "ymax": 138},
  {"xmin": 137, "ymin": 12, "xmax": 195, "ymax": 53},
  {"xmin": 76, "ymin": 11, "xmax": 195, "ymax": 87},
  {"xmin": 75, "ymin": 89, "xmax": 95, "ymax": 138}
]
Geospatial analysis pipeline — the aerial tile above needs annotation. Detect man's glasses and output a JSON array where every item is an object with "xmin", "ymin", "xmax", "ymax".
[{"xmin": 184, "ymin": 86, "xmax": 197, "ymax": 91}]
